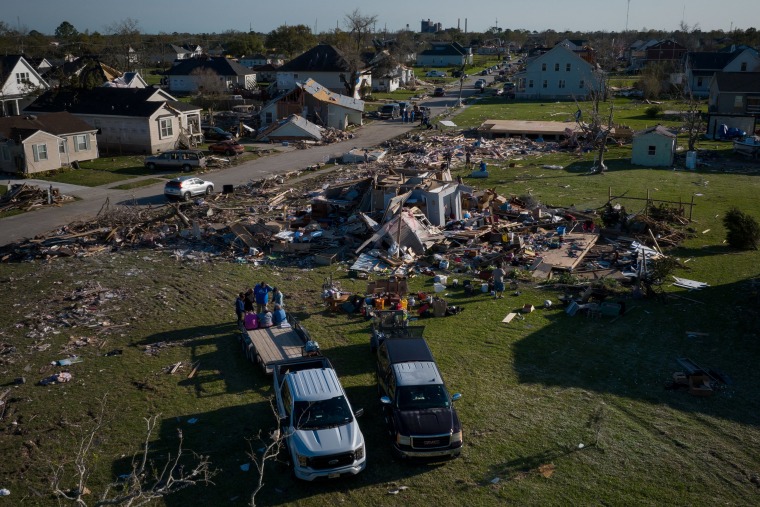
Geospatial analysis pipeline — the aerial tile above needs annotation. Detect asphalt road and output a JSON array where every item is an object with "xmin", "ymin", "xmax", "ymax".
[{"xmin": 0, "ymin": 83, "xmax": 483, "ymax": 247}]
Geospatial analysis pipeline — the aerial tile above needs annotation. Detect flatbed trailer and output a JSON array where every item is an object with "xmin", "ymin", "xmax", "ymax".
[{"xmin": 239, "ymin": 316, "xmax": 315, "ymax": 374}]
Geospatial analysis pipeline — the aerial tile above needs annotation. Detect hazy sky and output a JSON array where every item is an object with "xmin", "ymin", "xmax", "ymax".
[{"xmin": 6, "ymin": 0, "xmax": 759, "ymax": 35}]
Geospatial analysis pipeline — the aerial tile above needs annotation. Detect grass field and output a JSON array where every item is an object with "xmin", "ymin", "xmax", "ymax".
[{"xmin": 1, "ymin": 100, "xmax": 759, "ymax": 506}]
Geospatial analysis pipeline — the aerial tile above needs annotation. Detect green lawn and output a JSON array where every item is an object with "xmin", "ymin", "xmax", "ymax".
[{"xmin": 1, "ymin": 95, "xmax": 759, "ymax": 507}]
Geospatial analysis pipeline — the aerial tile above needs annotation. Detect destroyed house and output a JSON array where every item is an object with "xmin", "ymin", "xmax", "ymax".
[{"xmin": 259, "ymin": 78, "xmax": 364, "ymax": 130}]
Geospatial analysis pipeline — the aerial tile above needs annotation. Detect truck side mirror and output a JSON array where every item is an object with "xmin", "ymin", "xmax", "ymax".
[
  {"xmin": 451, "ymin": 393, "xmax": 462, "ymax": 402},
  {"xmin": 354, "ymin": 408, "xmax": 364, "ymax": 418}
]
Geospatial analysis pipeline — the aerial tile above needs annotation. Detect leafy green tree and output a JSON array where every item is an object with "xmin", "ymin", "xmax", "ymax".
[
  {"xmin": 723, "ymin": 208, "xmax": 760, "ymax": 250},
  {"xmin": 265, "ymin": 25, "xmax": 315, "ymax": 58},
  {"xmin": 224, "ymin": 31, "xmax": 264, "ymax": 57},
  {"xmin": 54, "ymin": 21, "xmax": 79, "ymax": 41}
]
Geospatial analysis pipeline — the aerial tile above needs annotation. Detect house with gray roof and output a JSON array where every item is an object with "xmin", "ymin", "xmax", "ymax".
[
  {"xmin": 416, "ymin": 42, "xmax": 473, "ymax": 68},
  {"xmin": 0, "ymin": 111, "xmax": 99, "ymax": 174},
  {"xmin": 685, "ymin": 48, "xmax": 760, "ymax": 98},
  {"xmin": 25, "ymin": 87, "xmax": 203, "ymax": 154},
  {"xmin": 276, "ymin": 44, "xmax": 371, "ymax": 99},
  {"xmin": 706, "ymin": 71, "xmax": 760, "ymax": 138},
  {"xmin": 166, "ymin": 57, "xmax": 256, "ymax": 93}
]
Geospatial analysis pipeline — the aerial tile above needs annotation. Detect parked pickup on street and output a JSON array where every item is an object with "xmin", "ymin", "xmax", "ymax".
[
  {"xmin": 376, "ymin": 334, "xmax": 463, "ymax": 459},
  {"xmin": 274, "ymin": 357, "xmax": 367, "ymax": 480}
]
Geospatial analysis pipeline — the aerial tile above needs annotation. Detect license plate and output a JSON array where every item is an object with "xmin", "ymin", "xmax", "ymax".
[{"xmin": 328, "ymin": 473, "xmax": 340, "ymax": 479}]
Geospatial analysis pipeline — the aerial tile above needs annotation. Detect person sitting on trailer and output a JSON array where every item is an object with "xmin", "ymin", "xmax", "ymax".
[
  {"xmin": 272, "ymin": 304, "xmax": 287, "ymax": 325},
  {"xmin": 258, "ymin": 309, "xmax": 273, "ymax": 328}
]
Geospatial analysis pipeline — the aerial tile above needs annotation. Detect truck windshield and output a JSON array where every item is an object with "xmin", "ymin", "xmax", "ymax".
[
  {"xmin": 397, "ymin": 385, "xmax": 450, "ymax": 410},
  {"xmin": 293, "ymin": 396, "xmax": 353, "ymax": 430}
]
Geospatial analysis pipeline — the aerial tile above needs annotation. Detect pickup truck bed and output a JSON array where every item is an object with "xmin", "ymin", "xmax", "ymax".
[{"xmin": 240, "ymin": 317, "xmax": 312, "ymax": 374}]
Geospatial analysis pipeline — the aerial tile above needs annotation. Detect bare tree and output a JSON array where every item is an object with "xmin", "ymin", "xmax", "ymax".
[
  {"xmin": 51, "ymin": 396, "xmax": 216, "ymax": 507},
  {"xmin": 344, "ymin": 9, "xmax": 378, "ymax": 53},
  {"xmin": 575, "ymin": 74, "xmax": 614, "ymax": 174},
  {"xmin": 104, "ymin": 18, "xmax": 142, "ymax": 71},
  {"xmin": 248, "ymin": 398, "xmax": 287, "ymax": 507},
  {"xmin": 681, "ymin": 91, "xmax": 705, "ymax": 152}
]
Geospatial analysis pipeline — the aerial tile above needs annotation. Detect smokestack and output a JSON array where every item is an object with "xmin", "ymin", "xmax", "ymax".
[
  {"xmin": 465, "ymin": 18, "xmax": 468, "ymax": 34},
  {"xmin": 458, "ymin": 19, "xmax": 460, "ymax": 30}
]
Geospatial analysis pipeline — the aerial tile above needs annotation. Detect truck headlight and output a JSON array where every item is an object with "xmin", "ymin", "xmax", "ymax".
[
  {"xmin": 355, "ymin": 445, "xmax": 365, "ymax": 460},
  {"xmin": 296, "ymin": 453, "xmax": 309, "ymax": 467},
  {"xmin": 396, "ymin": 434, "xmax": 411, "ymax": 446},
  {"xmin": 451, "ymin": 430, "xmax": 463, "ymax": 444}
]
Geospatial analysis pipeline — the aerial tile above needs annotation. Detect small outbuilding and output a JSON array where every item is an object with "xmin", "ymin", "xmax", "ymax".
[{"xmin": 631, "ymin": 125, "xmax": 677, "ymax": 167}]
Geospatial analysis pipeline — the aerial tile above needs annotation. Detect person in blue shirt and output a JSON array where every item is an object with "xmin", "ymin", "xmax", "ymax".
[
  {"xmin": 253, "ymin": 281, "xmax": 273, "ymax": 313},
  {"xmin": 258, "ymin": 309, "xmax": 273, "ymax": 328},
  {"xmin": 272, "ymin": 304, "xmax": 287, "ymax": 325}
]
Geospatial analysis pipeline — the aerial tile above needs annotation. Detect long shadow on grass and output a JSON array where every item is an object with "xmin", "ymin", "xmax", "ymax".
[
  {"xmin": 124, "ymin": 388, "xmax": 434, "ymax": 506},
  {"xmin": 512, "ymin": 277, "xmax": 760, "ymax": 428}
]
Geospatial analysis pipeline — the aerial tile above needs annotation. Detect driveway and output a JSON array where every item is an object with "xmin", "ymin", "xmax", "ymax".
[{"xmin": 0, "ymin": 91, "xmax": 479, "ymax": 247}]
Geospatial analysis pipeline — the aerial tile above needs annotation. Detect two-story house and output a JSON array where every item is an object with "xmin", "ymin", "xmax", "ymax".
[
  {"xmin": 685, "ymin": 48, "xmax": 760, "ymax": 98},
  {"xmin": 706, "ymin": 72, "xmax": 760, "ymax": 138},
  {"xmin": 514, "ymin": 45, "xmax": 605, "ymax": 100},
  {"xmin": 276, "ymin": 44, "xmax": 371, "ymax": 100},
  {"xmin": 0, "ymin": 55, "xmax": 50, "ymax": 116},
  {"xmin": 25, "ymin": 87, "xmax": 203, "ymax": 154}
]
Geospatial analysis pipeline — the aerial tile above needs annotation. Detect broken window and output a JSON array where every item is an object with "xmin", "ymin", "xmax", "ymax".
[{"xmin": 559, "ymin": 80, "xmax": 566, "ymax": 89}]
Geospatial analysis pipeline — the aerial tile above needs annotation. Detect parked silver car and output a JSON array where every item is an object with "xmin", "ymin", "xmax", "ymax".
[
  {"xmin": 164, "ymin": 176, "xmax": 214, "ymax": 201},
  {"xmin": 145, "ymin": 150, "xmax": 207, "ymax": 171}
]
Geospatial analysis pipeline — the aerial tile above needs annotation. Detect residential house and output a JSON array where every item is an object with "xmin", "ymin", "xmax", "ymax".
[
  {"xmin": 684, "ymin": 48, "xmax": 760, "ymax": 98},
  {"xmin": 625, "ymin": 39, "xmax": 660, "ymax": 71},
  {"xmin": 276, "ymin": 44, "xmax": 371, "ymax": 99},
  {"xmin": 631, "ymin": 126, "xmax": 677, "ymax": 167},
  {"xmin": 416, "ymin": 42, "xmax": 473, "ymax": 68},
  {"xmin": 25, "ymin": 87, "xmax": 203, "ymax": 154},
  {"xmin": 239, "ymin": 54, "xmax": 270, "ymax": 68},
  {"xmin": 49, "ymin": 57, "xmax": 123, "ymax": 89},
  {"xmin": 644, "ymin": 40, "xmax": 687, "ymax": 69},
  {"xmin": 706, "ymin": 71, "xmax": 760, "ymax": 138},
  {"xmin": 251, "ymin": 64, "xmax": 279, "ymax": 83},
  {"xmin": 555, "ymin": 39, "xmax": 597, "ymax": 65},
  {"xmin": 514, "ymin": 45, "xmax": 605, "ymax": 100},
  {"xmin": 259, "ymin": 78, "xmax": 364, "ymax": 130},
  {"xmin": 166, "ymin": 57, "xmax": 256, "ymax": 93},
  {"xmin": 26, "ymin": 57, "xmax": 54, "ymax": 76},
  {"xmin": 0, "ymin": 111, "xmax": 99, "ymax": 174},
  {"xmin": 369, "ymin": 51, "xmax": 415, "ymax": 93},
  {"xmin": 0, "ymin": 55, "xmax": 50, "ymax": 116},
  {"xmin": 173, "ymin": 44, "xmax": 203, "ymax": 61}
]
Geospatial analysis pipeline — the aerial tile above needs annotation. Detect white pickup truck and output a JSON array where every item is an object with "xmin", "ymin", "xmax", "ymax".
[{"xmin": 273, "ymin": 357, "xmax": 367, "ymax": 481}]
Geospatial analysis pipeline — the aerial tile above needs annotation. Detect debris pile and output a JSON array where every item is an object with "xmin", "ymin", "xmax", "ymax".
[{"xmin": 0, "ymin": 183, "xmax": 73, "ymax": 212}]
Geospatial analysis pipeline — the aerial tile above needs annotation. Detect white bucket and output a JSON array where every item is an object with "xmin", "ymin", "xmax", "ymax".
[
  {"xmin": 481, "ymin": 283, "xmax": 489, "ymax": 293},
  {"xmin": 434, "ymin": 283, "xmax": 446, "ymax": 293},
  {"xmin": 434, "ymin": 275, "xmax": 448, "ymax": 285}
]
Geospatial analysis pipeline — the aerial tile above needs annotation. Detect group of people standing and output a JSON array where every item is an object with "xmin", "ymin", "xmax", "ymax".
[{"xmin": 235, "ymin": 281, "xmax": 287, "ymax": 329}]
